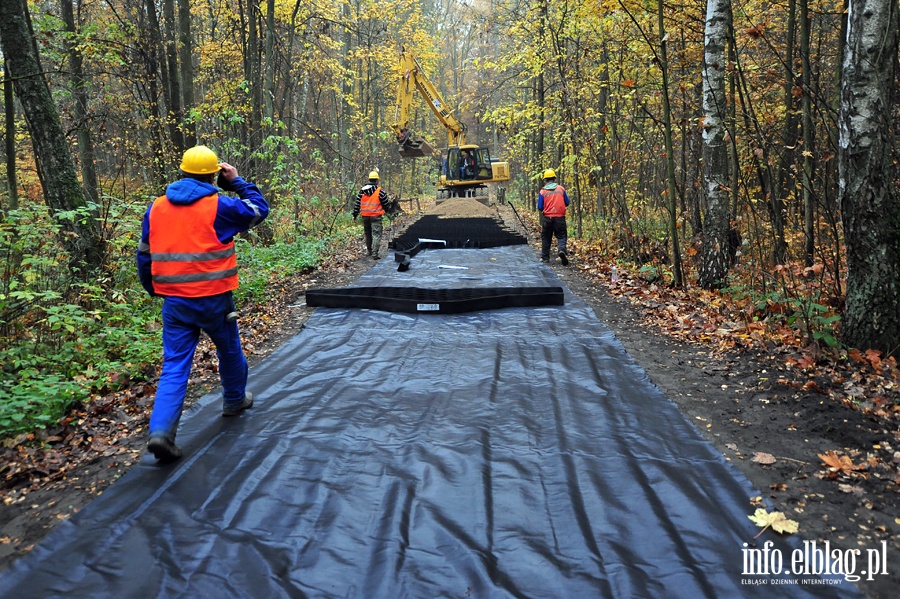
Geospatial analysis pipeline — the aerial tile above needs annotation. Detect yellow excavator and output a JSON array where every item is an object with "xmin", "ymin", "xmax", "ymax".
[{"xmin": 390, "ymin": 51, "xmax": 510, "ymax": 204}]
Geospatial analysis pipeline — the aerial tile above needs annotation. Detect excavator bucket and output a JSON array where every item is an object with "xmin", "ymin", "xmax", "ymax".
[{"xmin": 398, "ymin": 138, "xmax": 434, "ymax": 158}]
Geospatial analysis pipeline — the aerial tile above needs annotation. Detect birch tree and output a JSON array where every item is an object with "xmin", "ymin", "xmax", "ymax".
[
  {"xmin": 698, "ymin": 0, "xmax": 732, "ymax": 289},
  {"xmin": 839, "ymin": 0, "xmax": 900, "ymax": 355}
]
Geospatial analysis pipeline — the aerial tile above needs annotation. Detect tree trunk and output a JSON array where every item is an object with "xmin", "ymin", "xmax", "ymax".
[
  {"xmin": 3, "ymin": 58, "xmax": 17, "ymax": 212},
  {"xmin": 338, "ymin": 1, "xmax": 352, "ymax": 204},
  {"xmin": 61, "ymin": 0, "xmax": 99, "ymax": 206},
  {"xmin": 800, "ymin": 0, "xmax": 815, "ymax": 266},
  {"xmin": 839, "ymin": 0, "xmax": 900, "ymax": 356},
  {"xmin": 537, "ymin": 0, "xmax": 546, "ymax": 174},
  {"xmin": 772, "ymin": 0, "xmax": 797, "ymax": 265},
  {"xmin": 248, "ymin": 0, "xmax": 262, "ymax": 139},
  {"xmin": 178, "ymin": 0, "xmax": 196, "ymax": 146},
  {"xmin": 596, "ymin": 41, "xmax": 610, "ymax": 220},
  {"xmin": 264, "ymin": 0, "xmax": 275, "ymax": 122},
  {"xmin": 659, "ymin": 0, "xmax": 683, "ymax": 286},
  {"xmin": 162, "ymin": 0, "xmax": 184, "ymax": 153},
  {"xmin": 143, "ymin": 0, "xmax": 168, "ymax": 185},
  {"xmin": 698, "ymin": 0, "xmax": 732, "ymax": 289},
  {"xmin": 0, "ymin": 0, "xmax": 103, "ymax": 272}
]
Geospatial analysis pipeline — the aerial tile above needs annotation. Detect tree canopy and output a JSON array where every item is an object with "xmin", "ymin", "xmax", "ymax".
[{"xmin": 0, "ymin": 0, "xmax": 899, "ymax": 437}]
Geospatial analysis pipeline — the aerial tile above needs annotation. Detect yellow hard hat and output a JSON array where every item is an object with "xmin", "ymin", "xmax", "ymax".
[
  {"xmin": 543, "ymin": 168, "xmax": 556, "ymax": 179},
  {"xmin": 180, "ymin": 145, "xmax": 220, "ymax": 175},
  {"xmin": 368, "ymin": 170, "xmax": 380, "ymax": 180}
]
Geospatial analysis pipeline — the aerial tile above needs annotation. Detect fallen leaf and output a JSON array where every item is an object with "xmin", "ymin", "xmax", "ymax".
[
  {"xmin": 749, "ymin": 508, "xmax": 800, "ymax": 535},
  {"xmin": 803, "ymin": 380, "xmax": 824, "ymax": 393},
  {"xmin": 837, "ymin": 484, "xmax": 864, "ymax": 496},
  {"xmin": 818, "ymin": 450, "xmax": 868, "ymax": 478},
  {"xmin": 752, "ymin": 452, "xmax": 777, "ymax": 465}
]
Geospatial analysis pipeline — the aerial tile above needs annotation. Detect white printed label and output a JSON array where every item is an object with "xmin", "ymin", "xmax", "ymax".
[{"xmin": 417, "ymin": 303, "xmax": 440, "ymax": 311}]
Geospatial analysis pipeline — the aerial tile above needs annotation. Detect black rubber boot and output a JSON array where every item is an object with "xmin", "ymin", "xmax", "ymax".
[
  {"xmin": 147, "ymin": 436, "xmax": 183, "ymax": 463},
  {"xmin": 223, "ymin": 391, "xmax": 254, "ymax": 417}
]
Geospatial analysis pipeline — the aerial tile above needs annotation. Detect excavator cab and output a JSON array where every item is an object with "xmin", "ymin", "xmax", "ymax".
[{"xmin": 445, "ymin": 146, "xmax": 492, "ymax": 181}]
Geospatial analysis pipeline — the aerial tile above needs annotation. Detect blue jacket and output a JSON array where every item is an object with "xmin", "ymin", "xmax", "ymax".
[{"xmin": 137, "ymin": 176, "xmax": 268, "ymax": 296}]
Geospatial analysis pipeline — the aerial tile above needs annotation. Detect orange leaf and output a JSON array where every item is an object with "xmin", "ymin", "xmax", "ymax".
[
  {"xmin": 621, "ymin": 79, "xmax": 635, "ymax": 88},
  {"xmin": 848, "ymin": 349, "xmax": 865, "ymax": 364},
  {"xmin": 818, "ymin": 450, "xmax": 851, "ymax": 471},
  {"xmin": 818, "ymin": 450, "xmax": 868, "ymax": 478},
  {"xmin": 745, "ymin": 25, "xmax": 765, "ymax": 39},
  {"xmin": 865, "ymin": 349, "xmax": 882, "ymax": 368},
  {"xmin": 802, "ymin": 380, "xmax": 823, "ymax": 393}
]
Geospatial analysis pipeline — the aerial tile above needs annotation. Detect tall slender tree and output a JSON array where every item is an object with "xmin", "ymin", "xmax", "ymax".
[
  {"xmin": 61, "ymin": 0, "xmax": 99, "ymax": 206},
  {"xmin": 658, "ymin": 0, "xmax": 684, "ymax": 286},
  {"xmin": 3, "ymin": 58, "xmax": 17, "ymax": 212},
  {"xmin": 178, "ymin": 0, "xmax": 196, "ymax": 146},
  {"xmin": 162, "ymin": 0, "xmax": 184, "ymax": 153},
  {"xmin": 0, "ymin": 0, "xmax": 103, "ymax": 272},
  {"xmin": 799, "ymin": 0, "xmax": 815, "ymax": 266},
  {"xmin": 698, "ymin": 0, "xmax": 732, "ymax": 288},
  {"xmin": 839, "ymin": 0, "xmax": 900, "ymax": 355}
]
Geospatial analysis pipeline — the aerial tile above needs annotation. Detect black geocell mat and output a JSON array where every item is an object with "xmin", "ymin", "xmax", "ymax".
[
  {"xmin": 390, "ymin": 215, "xmax": 528, "ymax": 251},
  {"xmin": 305, "ymin": 286, "xmax": 565, "ymax": 313},
  {"xmin": 0, "ymin": 246, "xmax": 860, "ymax": 598}
]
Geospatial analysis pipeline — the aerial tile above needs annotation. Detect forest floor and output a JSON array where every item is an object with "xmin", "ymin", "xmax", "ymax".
[{"xmin": 0, "ymin": 202, "xmax": 898, "ymax": 598}]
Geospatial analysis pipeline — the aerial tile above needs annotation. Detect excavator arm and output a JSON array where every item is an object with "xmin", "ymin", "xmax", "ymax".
[
  {"xmin": 388, "ymin": 49, "xmax": 510, "ymax": 195},
  {"xmin": 391, "ymin": 51, "xmax": 466, "ymax": 157}
]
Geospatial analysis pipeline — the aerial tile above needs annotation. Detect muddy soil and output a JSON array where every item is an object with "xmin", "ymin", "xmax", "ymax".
[{"xmin": 1, "ymin": 203, "xmax": 897, "ymax": 598}]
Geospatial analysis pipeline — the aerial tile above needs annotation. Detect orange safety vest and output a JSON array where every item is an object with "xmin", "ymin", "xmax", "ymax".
[
  {"xmin": 540, "ymin": 185, "xmax": 568, "ymax": 218},
  {"xmin": 360, "ymin": 186, "xmax": 385, "ymax": 217},
  {"xmin": 148, "ymin": 193, "xmax": 239, "ymax": 297}
]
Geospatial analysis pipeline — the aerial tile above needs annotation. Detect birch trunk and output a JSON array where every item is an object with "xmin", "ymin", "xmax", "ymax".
[
  {"xmin": 698, "ymin": 0, "xmax": 732, "ymax": 289},
  {"xmin": 839, "ymin": 0, "xmax": 900, "ymax": 355}
]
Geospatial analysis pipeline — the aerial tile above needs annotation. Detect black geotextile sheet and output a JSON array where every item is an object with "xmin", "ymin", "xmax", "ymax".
[{"xmin": 0, "ymin": 246, "xmax": 861, "ymax": 598}]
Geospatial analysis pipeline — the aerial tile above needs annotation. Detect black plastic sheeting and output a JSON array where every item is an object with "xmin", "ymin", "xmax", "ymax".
[
  {"xmin": 306, "ymin": 286, "xmax": 564, "ymax": 314},
  {"xmin": 0, "ymin": 246, "xmax": 860, "ymax": 598}
]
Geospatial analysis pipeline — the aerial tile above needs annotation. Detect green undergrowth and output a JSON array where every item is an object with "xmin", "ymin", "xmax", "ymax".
[{"xmin": 0, "ymin": 224, "xmax": 354, "ymax": 441}]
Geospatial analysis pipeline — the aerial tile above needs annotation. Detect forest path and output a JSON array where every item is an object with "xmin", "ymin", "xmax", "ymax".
[{"xmin": 0, "ymin": 243, "xmax": 863, "ymax": 598}]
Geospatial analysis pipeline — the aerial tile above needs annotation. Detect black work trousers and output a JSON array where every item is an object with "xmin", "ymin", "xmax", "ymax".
[{"xmin": 540, "ymin": 215, "xmax": 568, "ymax": 261}]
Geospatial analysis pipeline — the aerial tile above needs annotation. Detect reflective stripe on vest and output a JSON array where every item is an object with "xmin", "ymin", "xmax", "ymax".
[
  {"xmin": 148, "ymin": 193, "xmax": 239, "ymax": 297},
  {"xmin": 541, "ymin": 186, "xmax": 567, "ymax": 218},
  {"xmin": 360, "ymin": 186, "xmax": 385, "ymax": 217}
]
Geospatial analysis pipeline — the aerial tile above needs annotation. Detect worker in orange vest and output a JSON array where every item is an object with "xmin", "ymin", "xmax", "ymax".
[
  {"xmin": 537, "ymin": 168, "xmax": 571, "ymax": 265},
  {"xmin": 352, "ymin": 170, "xmax": 391, "ymax": 260},
  {"xmin": 137, "ymin": 145, "xmax": 269, "ymax": 462}
]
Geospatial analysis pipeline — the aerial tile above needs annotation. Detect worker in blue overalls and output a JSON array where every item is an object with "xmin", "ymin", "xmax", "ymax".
[{"xmin": 137, "ymin": 145, "xmax": 269, "ymax": 462}]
